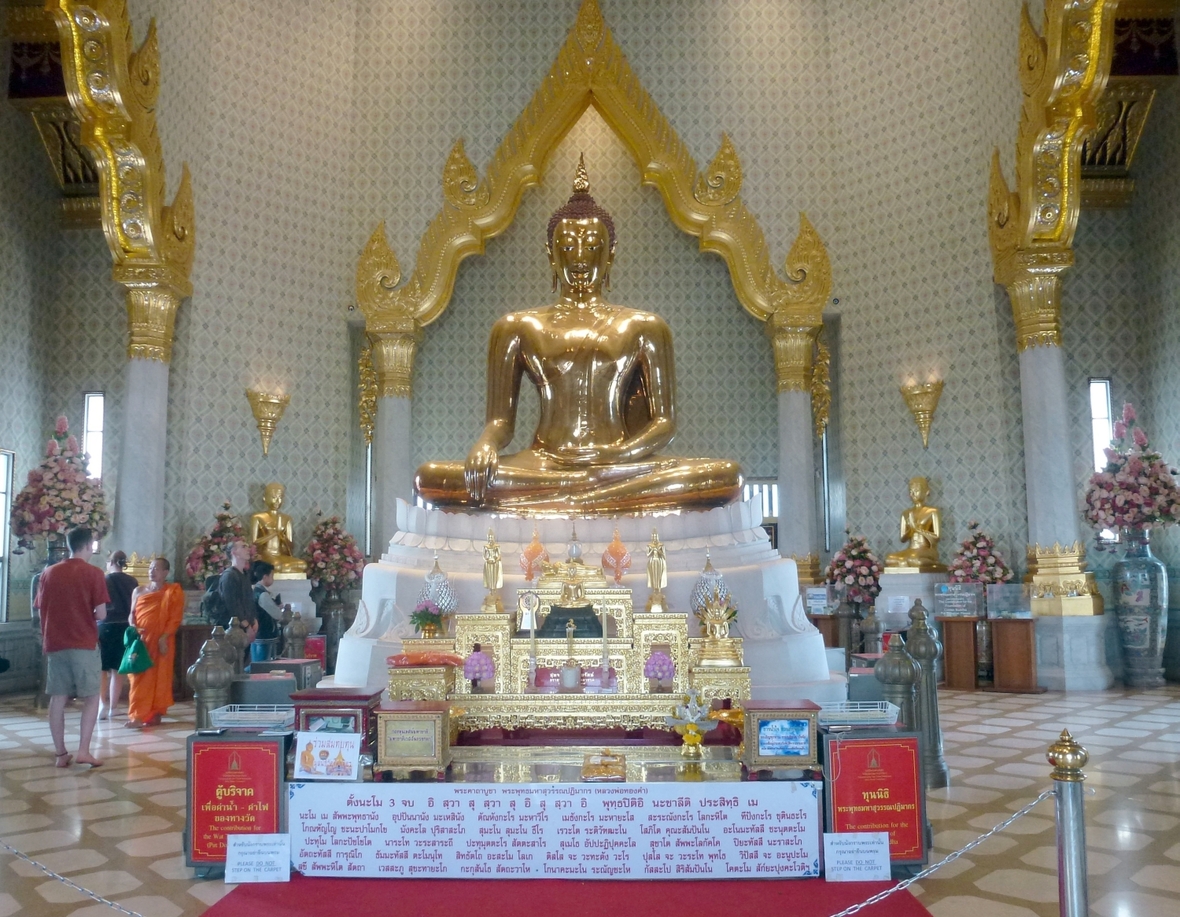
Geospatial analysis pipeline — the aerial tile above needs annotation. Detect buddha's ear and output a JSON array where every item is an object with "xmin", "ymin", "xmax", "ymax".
[{"xmin": 546, "ymin": 244, "xmax": 558, "ymax": 292}]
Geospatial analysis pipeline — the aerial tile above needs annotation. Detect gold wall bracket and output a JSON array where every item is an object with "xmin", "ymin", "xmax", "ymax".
[
  {"xmin": 356, "ymin": 0, "xmax": 831, "ymax": 415},
  {"xmin": 901, "ymin": 380, "xmax": 943, "ymax": 449},
  {"xmin": 246, "ymin": 390, "xmax": 290, "ymax": 457}
]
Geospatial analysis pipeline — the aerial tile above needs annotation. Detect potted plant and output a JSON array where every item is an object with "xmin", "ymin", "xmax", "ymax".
[
  {"xmin": 303, "ymin": 515, "xmax": 366, "ymax": 628},
  {"xmin": 11, "ymin": 416, "xmax": 110, "ymax": 560},
  {"xmin": 185, "ymin": 502, "xmax": 246, "ymax": 587},
  {"xmin": 1083, "ymin": 403, "xmax": 1180, "ymax": 687},
  {"xmin": 948, "ymin": 521, "xmax": 1014, "ymax": 684},
  {"xmin": 410, "ymin": 600, "xmax": 447, "ymax": 638}
]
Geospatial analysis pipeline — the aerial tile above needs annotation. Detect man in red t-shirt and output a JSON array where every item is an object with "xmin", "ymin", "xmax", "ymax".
[{"xmin": 34, "ymin": 526, "xmax": 110, "ymax": 768}]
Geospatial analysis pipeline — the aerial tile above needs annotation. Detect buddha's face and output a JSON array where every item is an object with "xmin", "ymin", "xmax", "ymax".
[
  {"xmin": 909, "ymin": 477, "xmax": 929, "ymax": 504},
  {"xmin": 549, "ymin": 217, "xmax": 613, "ymax": 298},
  {"xmin": 265, "ymin": 483, "xmax": 284, "ymax": 511}
]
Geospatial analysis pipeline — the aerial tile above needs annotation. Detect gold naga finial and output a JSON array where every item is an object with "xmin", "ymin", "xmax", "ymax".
[{"xmin": 573, "ymin": 153, "xmax": 590, "ymax": 193}]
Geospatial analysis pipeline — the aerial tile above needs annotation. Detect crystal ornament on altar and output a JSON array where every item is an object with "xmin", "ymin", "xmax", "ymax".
[
  {"xmin": 601, "ymin": 528, "xmax": 631, "ymax": 585},
  {"xmin": 416, "ymin": 555, "xmax": 457, "ymax": 616},
  {"xmin": 690, "ymin": 549, "xmax": 730, "ymax": 616}
]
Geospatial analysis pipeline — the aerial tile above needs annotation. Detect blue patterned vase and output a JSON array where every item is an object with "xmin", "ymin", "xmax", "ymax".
[{"xmin": 1112, "ymin": 528, "xmax": 1168, "ymax": 688}]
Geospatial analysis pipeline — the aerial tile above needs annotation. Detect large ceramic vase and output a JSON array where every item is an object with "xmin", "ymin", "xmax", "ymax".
[{"xmin": 1112, "ymin": 528, "xmax": 1168, "ymax": 688}]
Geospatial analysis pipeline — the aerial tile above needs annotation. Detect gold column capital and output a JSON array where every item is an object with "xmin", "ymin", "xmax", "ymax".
[
  {"xmin": 122, "ymin": 285, "xmax": 181, "ymax": 362},
  {"xmin": 766, "ymin": 317, "xmax": 818, "ymax": 393},
  {"xmin": 1000, "ymin": 250, "xmax": 1073, "ymax": 351},
  {"xmin": 369, "ymin": 329, "xmax": 422, "ymax": 400},
  {"xmin": 988, "ymin": 0, "xmax": 1117, "ymax": 348}
]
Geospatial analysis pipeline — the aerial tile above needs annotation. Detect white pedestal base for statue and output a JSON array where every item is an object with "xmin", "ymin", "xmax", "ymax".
[
  {"xmin": 1035, "ymin": 616, "xmax": 1117, "ymax": 691},
  {"xmin": 744, "ymin": 635, "xmax": 848, "ymax": 705},
  {"xmin": 874, "ymin": 571, "xmax": 948, "ymax": 631},
  {"xmin": 341, "ymin": 497, "xmax": 838, "ymax": 701},
  {"xmin": 325, "ymin": 635, "xmax": 403, "ymax": 691},
  {"xmin": 274, "ymin": 578, "xmax": 319, "ymax": 633}
]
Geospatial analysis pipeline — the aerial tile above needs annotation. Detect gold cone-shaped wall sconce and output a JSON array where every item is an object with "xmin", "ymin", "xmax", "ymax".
[
  {"xmin": 246, "ymin": 389, "xmax": 289, "ymax": 456},
  {"xmin": 901, "ymin": 380, "xmax": 943, "ymax": 449}
]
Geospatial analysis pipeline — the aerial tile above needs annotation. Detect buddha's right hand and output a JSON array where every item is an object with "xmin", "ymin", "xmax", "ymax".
[{"xmin": 465, "ymin": 440, "xmax": 499, "ymax": 503}]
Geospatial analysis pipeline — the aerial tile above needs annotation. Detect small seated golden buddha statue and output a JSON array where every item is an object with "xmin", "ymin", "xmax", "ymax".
[
  {"xmin": 249, "ymin": 482, "xmax": 307, "ymax": 576},
  {"xmin": 883, "ymin": 476, "xmax": 946, "ymax": 573},
  {"xmin": 415, "ymin": 158, "xmax": 742, "ymax": 515}
]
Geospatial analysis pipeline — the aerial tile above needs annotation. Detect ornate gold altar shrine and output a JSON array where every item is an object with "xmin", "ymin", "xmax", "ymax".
[{"xmin": 388, "ymin": 563, "xmax": 749, "ymax": 732}]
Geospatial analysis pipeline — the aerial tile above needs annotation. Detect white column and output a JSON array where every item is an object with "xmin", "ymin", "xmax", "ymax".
[
  {"xmin": 1018, "ymin": 345, "xmax": 1080, "ymax": 547},
  {"xmin": 373, "ymin": 394, "xmax": 413, "ymax": 555},
  {"xmin": 110, "ymin": 358, "xmax": 170, "ymax": 557},
  {"xmin": 777, "ymin": 389, "xmax": 818, "ymax": 560}
]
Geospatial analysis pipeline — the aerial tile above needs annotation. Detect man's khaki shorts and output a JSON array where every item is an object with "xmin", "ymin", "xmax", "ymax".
[{"xmin": 46, "ymin": 647, "xmax": 101, "ymax": 698}]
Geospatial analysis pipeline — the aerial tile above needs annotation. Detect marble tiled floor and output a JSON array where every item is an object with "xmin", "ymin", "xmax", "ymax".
[{"xmin": 0, "ymin": 687, "xmax": 1178, "ymax": 917}]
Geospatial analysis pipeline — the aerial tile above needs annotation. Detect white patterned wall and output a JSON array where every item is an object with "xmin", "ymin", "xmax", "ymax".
[
  {"xmin": 4, "ymin": 0, "xmax": 1177, "ymax": 589},
  {"xmin": 0, "ymin": 58, "xmax": 59, "ymax": 612},
  {"xmin": 1135, "ymin": 79, "xmax": 1180, "ymax": 572},
  {"xmin": 822, "ymin": 0, "xmax": 1031, "ymax": 568}
]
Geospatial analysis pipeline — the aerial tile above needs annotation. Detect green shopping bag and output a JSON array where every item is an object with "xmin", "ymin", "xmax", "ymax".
[{"xmin": 118, "ymin": 626, "xmax": 154, "ymax": 675}]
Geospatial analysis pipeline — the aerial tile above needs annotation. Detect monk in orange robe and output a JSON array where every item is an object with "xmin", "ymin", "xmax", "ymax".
[{"xmin": 126, "ymin": 557, "xmax": 185, "ymax": 728}]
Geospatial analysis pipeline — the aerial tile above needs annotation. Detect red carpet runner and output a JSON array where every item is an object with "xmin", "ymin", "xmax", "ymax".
[{"xmin": 205, "ymin": 873, "xmax": 932, "ymax": 917}]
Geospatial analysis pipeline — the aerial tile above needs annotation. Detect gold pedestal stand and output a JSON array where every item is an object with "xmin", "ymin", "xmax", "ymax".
[{"xmin": 1025, "ymin": 542, "xmax": 1104, "ymax": 617}]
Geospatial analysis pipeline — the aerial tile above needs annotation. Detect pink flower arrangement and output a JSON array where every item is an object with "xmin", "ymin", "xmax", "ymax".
[
  {"xmin": 184, "ymin": 502, "xmax": 246, "ymax": 584},
  {"xmin": 10, "ymin": 416, "xmax": 110, "ymax": 553},
  {"xmin": 948, "ymin": 521, "xmax": 1013, "ymax": 585},
  {"xmin": 1083, "ymin": 403, "xmax": 1180, "ymax": 532},
  {"xmin": 302, "ymin": 515, "xmax": 365, "ymax": 588},
  {"xmin": 463, "ymin": 645, "xmax": 495, "ymax": 683},
  {"xmin": 643, "ymin": 651, "xmax": 675, "ymax": 681},
  {"xmin": 824, "ymin": 534, "xmax": 882, "ymax": 606}
]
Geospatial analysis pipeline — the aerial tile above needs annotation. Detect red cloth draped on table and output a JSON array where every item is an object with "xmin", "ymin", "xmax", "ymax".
[{"xmin": 127, "ymin": 582, "xmax": 185, "ymax": 723}]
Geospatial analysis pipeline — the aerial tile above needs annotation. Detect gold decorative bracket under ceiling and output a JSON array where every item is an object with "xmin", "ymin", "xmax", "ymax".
[
  {"xmin": 1081, "ymin": 2, "xmax": 1178, "ymax": 208},
  {"xmin": 5, "ymin": 0, "xmax": 100, "ymax": 228}
]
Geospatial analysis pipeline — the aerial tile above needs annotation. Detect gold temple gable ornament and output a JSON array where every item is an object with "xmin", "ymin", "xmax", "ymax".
[
  {"xmin": 987, "ymin": 0, "xmax": 1117, "ymax": 353},
  {"xmin": 357, "ymin": 0, "xmax": 830, "ymax": 399},
  {"xmin": 246, "ymin": 390, "xmax": 290, "ymax": 457},
  {"xmin": 900, "ymin": 379, "xmax": 943, "ymax": 449},
  {"xmin": 50, "ymin": 1, "xmax": 196, "ymax": 362}
]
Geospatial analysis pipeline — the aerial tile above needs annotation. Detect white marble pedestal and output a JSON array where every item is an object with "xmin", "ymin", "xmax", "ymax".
[
  {"xmin": 873, "ymin": 572, "xmax": 948, "ymax": 631},
  {"xmin": 1034, "ymin": 615, "xmax": 1117, "ymax": 691}
]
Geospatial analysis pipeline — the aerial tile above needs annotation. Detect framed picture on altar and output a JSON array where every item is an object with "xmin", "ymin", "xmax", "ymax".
[{"xmin": 741, "ymin": 701, "xmax": 819, "ymax": 769}]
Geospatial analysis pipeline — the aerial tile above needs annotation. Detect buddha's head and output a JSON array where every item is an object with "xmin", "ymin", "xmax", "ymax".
[
  {"xmin": 547, "ymin": 155, "xmax": 616, "ymax": 299},
  {"xmin": 264, "ymin": 481, "xmax": 285, "ymax": 511},
  {"xmin": 908, "ymin": 476, "xmax": 929, "ymax": 504}
]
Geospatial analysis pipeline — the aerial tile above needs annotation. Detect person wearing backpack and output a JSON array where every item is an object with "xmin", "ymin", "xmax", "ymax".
[{"xmin": 250, "ymin": 560, "xmax": 283, "ymax": 661}]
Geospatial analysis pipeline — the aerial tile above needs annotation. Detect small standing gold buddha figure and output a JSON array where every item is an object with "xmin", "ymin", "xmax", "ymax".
[
  {"xmin": 249, "ymin": 482, "xmax": 307, "ymax": 576},
  {"xmin": 414, "ymin": 157, "xmax": 742, "ymax": 514},
  {"xmin": 883, "ymin": 476, "xmax": 946, "ymax": 573}
]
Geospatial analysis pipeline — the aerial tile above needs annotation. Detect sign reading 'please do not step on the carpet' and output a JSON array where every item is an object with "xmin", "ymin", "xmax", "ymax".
[{"xmin": 288, "ymin": 782, "xmax": 821, "ymax": 880}]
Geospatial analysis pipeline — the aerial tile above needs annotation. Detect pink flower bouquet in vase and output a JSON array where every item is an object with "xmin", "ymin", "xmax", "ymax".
[
  {"xmin": 10, "ymin": 416, "xmax": 110, "ymax": 559},
  {"xmin": 1083, "ymin": 403, "xmax": 1180, "ymax": 687}
]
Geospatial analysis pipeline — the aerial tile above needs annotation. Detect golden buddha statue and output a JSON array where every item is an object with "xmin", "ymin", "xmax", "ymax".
[
  {"xmin": 249, "ymin": 482, "xmax": 307, "ymax": 576},
  {"xmin": 883, "ymin": 476, "xmax": 946, "ymax": 573},
  {"xmin": 415, "ymin": 158, "xmax": 742, "ymax": 515}
]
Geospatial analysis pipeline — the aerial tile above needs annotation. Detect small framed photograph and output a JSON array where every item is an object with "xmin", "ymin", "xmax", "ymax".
[{"xmin": 741, "ymin": 702, "xmax": 819, "ymax": 769}]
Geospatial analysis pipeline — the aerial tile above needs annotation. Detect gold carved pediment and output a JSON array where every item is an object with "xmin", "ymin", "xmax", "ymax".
[{"xmin": 357, "ymin": 0, "xmax": 830, "ymax": 345}]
